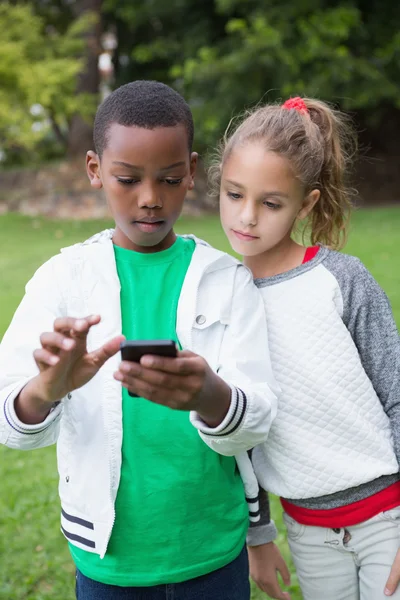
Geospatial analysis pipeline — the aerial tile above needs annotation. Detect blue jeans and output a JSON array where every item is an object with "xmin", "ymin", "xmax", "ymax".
[{"xmin": 75, "ymin": 545, "xmax": 249, "ymax": 600}]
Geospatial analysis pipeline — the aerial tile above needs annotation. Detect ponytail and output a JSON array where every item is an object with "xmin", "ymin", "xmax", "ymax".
[{"xmin": 211, "ymin": 97, "xmax": 357, "ymax": 250}]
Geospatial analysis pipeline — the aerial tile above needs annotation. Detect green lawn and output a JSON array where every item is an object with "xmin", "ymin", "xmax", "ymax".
[{"xmin": 0, "ymin": 208, "xmax": 399, "ymax": 600}]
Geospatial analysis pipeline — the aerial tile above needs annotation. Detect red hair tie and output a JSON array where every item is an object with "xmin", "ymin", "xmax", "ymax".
[{"xmin": 282, "ymin": 97, "xmax": 309, "ymax": 115}]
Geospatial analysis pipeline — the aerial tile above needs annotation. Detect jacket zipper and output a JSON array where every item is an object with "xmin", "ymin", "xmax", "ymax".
[{"xmin": 101, "ymin": 401, "xmax": 116, "ymax": 558}]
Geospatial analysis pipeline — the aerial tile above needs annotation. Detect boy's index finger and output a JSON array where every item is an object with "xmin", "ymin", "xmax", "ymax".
[
  {"xmin": 140, "ymin": 354, "xmax": 193, "ymax": 375},
  {"xmin": 53, "ymin": 315, "xmax": 100, "ymax": 335}
]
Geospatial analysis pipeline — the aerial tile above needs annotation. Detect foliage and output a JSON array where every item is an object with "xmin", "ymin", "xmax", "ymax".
[
  {"xmin": 105, "ymin": 0, "xmax": 400, "ymax": 152},
  {"xmin": 0, "ymin": 2, "xmax": 97, "ymax": 162},
  {"xmin": 2, "ymin": 0, "xmax": 400, "ymax": 165}
]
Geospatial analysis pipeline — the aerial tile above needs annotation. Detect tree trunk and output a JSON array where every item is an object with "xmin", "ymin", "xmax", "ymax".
[{"xmin": 67, "ymin": 0, "xmax": 102, "ymax": 158}]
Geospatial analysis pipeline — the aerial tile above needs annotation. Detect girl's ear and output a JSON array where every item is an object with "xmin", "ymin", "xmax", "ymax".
[
  {"xmin": 86, "ymin": 151, "xmax": 103, "ymax": 189},
  {"xmin": 188, "ymin": 152, "xmax": 198, "ymax": 190},
  {"xmin": 298, "ymin": 189, "xmax": 320, "ymax": 220}
]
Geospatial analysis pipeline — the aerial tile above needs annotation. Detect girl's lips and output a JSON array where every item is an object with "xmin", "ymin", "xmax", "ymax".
[
  {"xmin": 232, "ymin": 229, "xmax": 259, "ymax": 242},
  {"xmin": 134, "ymin": 221, "xmax": 165, "ymax": 233}
]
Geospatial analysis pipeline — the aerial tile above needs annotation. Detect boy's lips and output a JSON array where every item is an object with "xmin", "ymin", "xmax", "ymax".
[
  {"xmin": 133, "ymin": 219, "xmax": 165, "ymax": 233},
  {"xmin": 232, "ymin": 229, "xmax": 259, "ymax": 241}
]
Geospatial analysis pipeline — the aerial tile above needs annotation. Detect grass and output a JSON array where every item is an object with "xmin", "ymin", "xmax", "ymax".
[{"xmin": 0, "ymin": 207, "xmax": 399, "ymax": 600}]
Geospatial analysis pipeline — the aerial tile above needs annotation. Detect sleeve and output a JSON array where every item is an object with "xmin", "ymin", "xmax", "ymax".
[
  {"xmin": 0, "ymin": 255, "xmax": 67, "ymax": 450},
  {"xmin": 246, "ymin": 488, "xmax": 278, "ymax": 546},
  {"xmin": 190, "ymin": 264, "xmax": 280, "ymax": 455},
  {"xmin": 326, "ymin": 252, "xmax": 400, "ymax": 461}
]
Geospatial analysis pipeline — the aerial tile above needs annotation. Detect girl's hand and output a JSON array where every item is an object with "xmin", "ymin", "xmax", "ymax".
[
  {"xmin": 385, "ymin": 548, "xmax": 400, "ymax": 596},
  {"xmin": 114, "ymin": 349, "xmax": 231, "ymax": 426},
  {"xmin": 248, "ymin": 542, "xmax": 291, "ymax": 600},
  {"xmin": 16, "ymin": 316, "xmax": 124, "ymax": 423}
]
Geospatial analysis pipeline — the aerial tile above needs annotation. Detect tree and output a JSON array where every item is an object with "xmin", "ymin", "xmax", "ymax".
[
  {"xmin": 105, "ymin": 0, "xmax": 400, "ymax": 154},
  {"xmin": 67, "ymin": 0, "xmax": 102, "ymax": 157},
  {"xmin": 0, "ymin": 2, "xmax": 98, "ymax": 162}
]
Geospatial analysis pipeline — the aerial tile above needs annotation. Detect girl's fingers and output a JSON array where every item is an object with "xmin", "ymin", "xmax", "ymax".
[
  {"xmin": 33, "ymin": 348, "xmax": 60, "ymax": 368},
  {"xmin": 278, "ymin": 560, "xmax": 291, "ymax": 586}
]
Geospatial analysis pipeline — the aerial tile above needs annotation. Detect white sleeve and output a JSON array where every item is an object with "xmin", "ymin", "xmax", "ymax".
[
  {"xmin": 190, "ymin": 264, "xmax": 279, "ymax": 455},
  {"xmin": 0, "ymin": 255, "xmax": 66, "ymax": 450}
]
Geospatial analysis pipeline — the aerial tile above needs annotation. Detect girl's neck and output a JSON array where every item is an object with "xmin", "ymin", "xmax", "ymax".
[{"xmin": 244, "ymin": 237, "xmax": 306, "ymax": 279}]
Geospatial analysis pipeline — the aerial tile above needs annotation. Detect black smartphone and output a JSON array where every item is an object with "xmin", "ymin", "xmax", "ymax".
[{"xmin": 120, "ymin": 340, "xmax": 178, "ymax": 397}]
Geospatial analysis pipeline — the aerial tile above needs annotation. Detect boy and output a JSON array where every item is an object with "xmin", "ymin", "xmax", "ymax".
[{"xmin": 0, "ymin": 81, "xmax": 278, "ymax": 599}]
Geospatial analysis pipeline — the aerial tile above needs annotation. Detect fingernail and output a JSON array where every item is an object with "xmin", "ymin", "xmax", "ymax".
[
  {"xmin": 50, "ymin": 356, "xmax": 60, "ymax": 365},
  {"xmin": 63, "ymin": 339, "xmax": 74, "ymax": 350},
  {"xmin": 385, "ymin": 589, "xmax": 391, "ymax": 596},
  {"xmin": 141, "ymin": 356, "xmax": 153, "ymax": 367}
]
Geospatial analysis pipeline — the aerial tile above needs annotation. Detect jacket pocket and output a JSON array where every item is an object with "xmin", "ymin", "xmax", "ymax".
[
  {"xmin": 380, "ymin": 506, "xmax": 400, "ymax": 522},
  {"xmin": 192, "ymin": 304, "xmax": 223, "ymax": 331},
  {"xmin": 192, "ymin": 309, "xmax": 225, "ymax": 372}
]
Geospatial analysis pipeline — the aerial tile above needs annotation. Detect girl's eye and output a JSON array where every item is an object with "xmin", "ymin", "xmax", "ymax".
[
  {"xmin": 227, "ymin": 191, "xmax": 242, "ymax": 200},
  {"xmin": 263, "ymin": 200, "xmax": 280, "ymax": 209},
  {"xmin": 116, "ymin": 178, "xmax": 139, "ymax": 185},
  {"xmin": 165, "ymin": 178, "xmax": 183, "ymax": 186}
]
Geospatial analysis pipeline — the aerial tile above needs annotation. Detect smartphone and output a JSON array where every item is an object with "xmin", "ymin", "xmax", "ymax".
[{"xmin": 120, "ymin": 340, "xmax": 178, "ymax": 397}]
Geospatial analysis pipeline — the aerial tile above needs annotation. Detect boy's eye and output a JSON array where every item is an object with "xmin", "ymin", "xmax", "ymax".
[
  {"xmin": 116, "ymin": 178, "xmax": 139, "ymax": 185},
  {"xmin": 165, "ymin": 178, "xmax": 183, "ymax": 186},
  {"xmin": 227, "ymin": 191, "xmax": 242, "ymax": 200},
  {"xmin": 263, "ymin": 200, "xmax": 280, "ymax": 209}
]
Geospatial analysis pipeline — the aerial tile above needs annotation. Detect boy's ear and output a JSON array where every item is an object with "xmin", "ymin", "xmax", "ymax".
[
  {"xmin": 298, "ymin": 189, "xmax": 320, "ymax": 220},
  {"xmin": 86, "ymin": 151, "xmax": 103, "ymax": 189},
  {"xmin": 188, "ymin": 152, "xmax": 198, "ymax": 191}
]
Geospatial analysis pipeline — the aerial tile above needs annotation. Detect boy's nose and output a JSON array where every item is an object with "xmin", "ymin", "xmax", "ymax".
[{"xmin": 137, "ymin": 185, "xmax": 162, "ymax": 209}]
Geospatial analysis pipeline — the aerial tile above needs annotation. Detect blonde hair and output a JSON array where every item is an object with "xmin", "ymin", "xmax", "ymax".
[{"xmin": 210, "ymin": 98, "xmax": 357, "ymax": 249}]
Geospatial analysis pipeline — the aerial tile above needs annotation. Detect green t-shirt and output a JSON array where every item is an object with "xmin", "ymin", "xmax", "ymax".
[{"xmin": 70, "ymin": 236, "xmax": 248, "ymax": 586}]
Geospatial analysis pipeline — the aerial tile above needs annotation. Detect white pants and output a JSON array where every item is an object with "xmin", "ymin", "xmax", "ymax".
[{"xmin": 283, "ymin": 508, "xmax": 400, "ymax": 600}]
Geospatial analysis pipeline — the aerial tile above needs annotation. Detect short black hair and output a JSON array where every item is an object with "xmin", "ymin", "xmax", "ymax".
[{"xmin": 93, "ymin": 80, "xmax": 194, "ymax": 157}]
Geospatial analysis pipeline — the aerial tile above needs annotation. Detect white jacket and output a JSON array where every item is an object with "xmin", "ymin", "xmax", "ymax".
[{"xmin": 0, "ymin": 231, "xmax": 278, "ymax": 557}]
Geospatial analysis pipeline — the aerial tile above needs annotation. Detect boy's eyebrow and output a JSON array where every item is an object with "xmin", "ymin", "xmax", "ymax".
[
  {"xmin": 112, "ymin": 161, "xmax": 143, "ymax": 170},
  {"xmin": 111, "ymin": 161, "xmax": 186, "ymax": 171},
  {"xmin": 159, "ymin": 161, "xmax": 187, "ymax": 171}
]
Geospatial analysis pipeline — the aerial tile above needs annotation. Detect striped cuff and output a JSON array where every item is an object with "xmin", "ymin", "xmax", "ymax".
[
  {"xmin": 247, "ymin": 494, "xmax": 261, "ymax": 523},
  {"xmin": 3, "ymin": 384, "xmax": 62, "ymax": 436},
  {"xmin": 246, "ymin": 521, "xmax": 278, "ymax": 546},
  {"xmin": 190, "ymin": 386, "xmax": 247, "ymax": 437}
]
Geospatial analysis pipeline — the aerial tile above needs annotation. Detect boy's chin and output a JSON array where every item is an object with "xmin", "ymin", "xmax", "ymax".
[{"xmin": 113, "ymin": 223, "xmax": 177, "ymax": 252}]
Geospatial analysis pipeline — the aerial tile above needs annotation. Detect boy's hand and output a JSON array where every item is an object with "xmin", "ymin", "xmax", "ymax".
[
  {"xmin": 16, "ymin": 316, "xmax": 124, "ymax": 423},
  {"xmin": 248, "ymin": 542, "xmax": 291, "ymax": 600},
  {"xmin": 114, "ymin": 350, "xmax": 231, "ymax": 427}
]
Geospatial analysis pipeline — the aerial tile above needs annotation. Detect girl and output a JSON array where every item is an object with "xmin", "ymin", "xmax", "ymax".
[{"xmin": 213, "ymin": 96, "xmax": 400, "ymax": 600}]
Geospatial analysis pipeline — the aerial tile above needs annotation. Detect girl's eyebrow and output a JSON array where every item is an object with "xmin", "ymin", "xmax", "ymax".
[
  {"xmin": 224, "ymin": 179, "xmax": 289, "ymax": 199},
  {"xmin": 263, "ymin": 191, "xmax": 289, "ymax": 199},
  {"xmin": 225, "ymin": 179, "xmax": 245, "ymax": 189}
]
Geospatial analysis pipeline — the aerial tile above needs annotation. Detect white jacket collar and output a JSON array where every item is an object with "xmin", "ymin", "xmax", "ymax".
[{"xmin": 61, "ymin": 229, "xmax": 239, "ymax": 275}]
